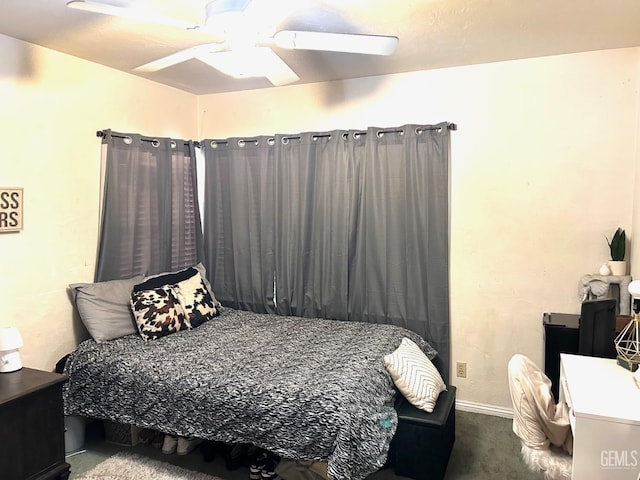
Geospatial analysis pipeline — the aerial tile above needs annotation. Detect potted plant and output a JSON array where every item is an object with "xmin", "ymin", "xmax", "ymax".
[{"xmin": 606, "ymin": 227, "xmax": 627, "ymax": 275}]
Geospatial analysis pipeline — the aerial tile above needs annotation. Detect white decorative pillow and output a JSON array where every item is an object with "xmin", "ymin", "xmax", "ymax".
[{"xmin": 384, "ymin": 337, "xmax": 447, "ymax": 413}]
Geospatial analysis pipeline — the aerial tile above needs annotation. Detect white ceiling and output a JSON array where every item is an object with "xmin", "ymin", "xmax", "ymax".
[{"xmin": 1, "ymin": 0, "xmax": 640, "ymax": 95}]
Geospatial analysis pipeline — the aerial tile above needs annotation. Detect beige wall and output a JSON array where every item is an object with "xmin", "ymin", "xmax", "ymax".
[
  {"xmin": 0, "ymin": 34, "xmax": 197, "ymax": 371},
  {"xmin": 631, "ymin": 56, "xmax": 640, "ymax": 278},
  {"xmin": 198, "ymin": 47, "xmax": 640, "ymax": 408},
  {"xmin": 2, "ymin": 31, "xmax": 639, "ymax": 410}
]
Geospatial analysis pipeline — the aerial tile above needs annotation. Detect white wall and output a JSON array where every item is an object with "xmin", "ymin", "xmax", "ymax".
[
  {"xmin": 0, "ymin": 34, "xmax": 197, "ymax": 371},
  {"xmin": 198, "ymin": 47, "xmax": 640, "ymax": 408}
]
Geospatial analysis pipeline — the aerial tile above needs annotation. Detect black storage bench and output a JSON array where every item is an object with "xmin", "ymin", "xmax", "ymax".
[{"xmin": 390, "ymin": 385, "xmax": 456, "ymax": 480}]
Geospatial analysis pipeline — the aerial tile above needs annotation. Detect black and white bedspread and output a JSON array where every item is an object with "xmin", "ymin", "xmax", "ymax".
[{"xmin": 63, "ymin": 308, "xmax": 436, "ymax": 480}]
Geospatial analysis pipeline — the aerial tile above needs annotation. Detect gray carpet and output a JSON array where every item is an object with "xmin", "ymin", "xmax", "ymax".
[{"xmin": 66, "ymin": 411, "xmax": 543, "ymax": 480}]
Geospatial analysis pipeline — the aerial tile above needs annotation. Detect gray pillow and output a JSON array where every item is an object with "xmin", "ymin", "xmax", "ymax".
[{"xmin": 70, "ymin": 275, "xmax": 144, "ymax": 342}]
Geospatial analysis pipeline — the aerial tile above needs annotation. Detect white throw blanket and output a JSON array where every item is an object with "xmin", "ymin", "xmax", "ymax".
[{"xmin": 508, "ymin": 354, "xmax": 573, "ymax": 454}]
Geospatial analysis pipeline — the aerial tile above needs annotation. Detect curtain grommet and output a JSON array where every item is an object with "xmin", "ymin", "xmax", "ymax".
[
  {"xmin": 151, "ymin": 139, "xmax": 160, "ymax": 148},
  {"xmin": 123, "ymin": 136, "xmax": 133, "ymax": 145}
]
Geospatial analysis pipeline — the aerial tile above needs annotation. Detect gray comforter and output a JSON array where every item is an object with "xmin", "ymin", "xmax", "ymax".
[{"xmin": 63, "ymin": 308, "xmax": 436, "ymax": 480}]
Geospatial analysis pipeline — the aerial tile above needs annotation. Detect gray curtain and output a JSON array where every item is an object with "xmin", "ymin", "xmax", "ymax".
[
  {"xmin": 95, "ymin": 130, "xmax": 204, "ymax": 282},
  {"xmin": 202, "ymin": 123, "xmax": 450, "ymax": 381},
  {"xmin": 272, "ymin": 131, "xmax": 352, "ymax": 320},
  {"xmin": 202, "ymin": 137, "xmax": 276, "ymax": 313},
  {"xmin": 348, "ymin": 126, "xmax": 450, "ymax": 380}
]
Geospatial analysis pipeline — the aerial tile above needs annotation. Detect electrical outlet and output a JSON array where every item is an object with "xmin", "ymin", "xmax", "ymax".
[{"xmin": 456, "ymin": 362, "xmax": 467, "ymax": 378}]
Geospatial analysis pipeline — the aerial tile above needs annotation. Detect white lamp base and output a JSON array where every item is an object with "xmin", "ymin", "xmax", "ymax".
[{"xmin": 0, "ymin": 350, "xmax": 23, "ymax": 373}]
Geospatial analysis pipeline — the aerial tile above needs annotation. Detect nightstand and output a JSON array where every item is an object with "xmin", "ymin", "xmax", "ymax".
[{"xmin": 0, "ymin": 367, "xmax": 70, "ymax": 480}]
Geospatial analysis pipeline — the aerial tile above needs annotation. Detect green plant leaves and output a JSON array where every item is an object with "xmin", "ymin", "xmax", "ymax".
[{"xmin": 606, "ymin": 227, "xmax": 626, "ymax": 261}]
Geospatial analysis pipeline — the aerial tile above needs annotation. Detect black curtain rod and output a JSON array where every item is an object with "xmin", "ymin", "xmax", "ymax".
[
  {"xmin": 96, "ymin": 130, "xmax": 200, "ymax": 148},
  {"xmin": 97, "ymin": 123, "xmax": 457, "ymax": 148},
  {"xmin": 208, "ymin": 123, "xmax": 458, "ymax": 146}
]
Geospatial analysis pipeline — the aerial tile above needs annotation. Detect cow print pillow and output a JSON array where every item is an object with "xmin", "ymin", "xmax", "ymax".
[
  {"xmin": 130, "ymin": 286, "xmax": 189, "ymax": 341},
  {"xmin": 174, "ymin": 272, "xmax": 220, "ymax": 328}
]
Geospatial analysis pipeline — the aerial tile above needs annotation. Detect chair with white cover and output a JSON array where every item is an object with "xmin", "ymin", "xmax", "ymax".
[{"xmin": 507, "ymin": 354, "xmax": 573, "ymax": 480}]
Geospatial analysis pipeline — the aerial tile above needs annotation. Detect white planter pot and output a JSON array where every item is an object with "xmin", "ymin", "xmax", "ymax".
[{"xmin": 608, "ymin": 260, "xmax": 627, "ymax": 276}]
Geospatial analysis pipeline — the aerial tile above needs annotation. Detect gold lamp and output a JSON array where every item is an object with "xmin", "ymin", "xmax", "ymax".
[{"xmin": 615, "ymin": 280, "xmax": 640, "ymax": 371}]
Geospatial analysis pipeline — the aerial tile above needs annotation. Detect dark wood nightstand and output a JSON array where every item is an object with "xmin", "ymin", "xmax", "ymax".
[{"xmin": 0, "ymin": 367, "xmax": 70, "ymax": 480}]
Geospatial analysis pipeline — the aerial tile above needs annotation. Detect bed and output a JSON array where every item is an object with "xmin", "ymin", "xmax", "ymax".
[{"xmin": 63, "ymin": 306, "xmax": 437, "ymax": 480}]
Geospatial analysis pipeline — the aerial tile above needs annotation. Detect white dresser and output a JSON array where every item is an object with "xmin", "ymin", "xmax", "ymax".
[{"xmin": 559, "ymin": 353, "xmax": 640, "ymax": 480}]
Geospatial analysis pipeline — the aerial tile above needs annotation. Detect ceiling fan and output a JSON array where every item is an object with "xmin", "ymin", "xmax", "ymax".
[{"xmin": 66, "ymin": 0, "xmax": 399, "ymax": 86}]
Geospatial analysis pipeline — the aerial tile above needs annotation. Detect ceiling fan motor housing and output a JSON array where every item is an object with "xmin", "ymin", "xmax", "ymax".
[
  {"xmin": 204, "ymin": 0, "xmax": 254, "ymax": 36},
  {"xmin": 205, "ymin": 0, "xmax": 251, "ymax": 21}
]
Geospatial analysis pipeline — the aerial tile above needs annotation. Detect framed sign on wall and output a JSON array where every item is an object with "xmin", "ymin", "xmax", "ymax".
[{"xmin": 0, "ymin": 188, "xmax": 23, "ymax": 232}]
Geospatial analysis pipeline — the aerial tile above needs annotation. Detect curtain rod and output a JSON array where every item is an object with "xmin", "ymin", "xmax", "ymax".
[
  {"xmin": 208, "ymin": 123, "xmax": 458, "ymax": 147},
  {"xmin": 96, "ymin": 130, "xmax": 200, "ymax": 148},
  {"xmin": 97, "ymin": 123, "xmax": 457, "ymax": 148}
]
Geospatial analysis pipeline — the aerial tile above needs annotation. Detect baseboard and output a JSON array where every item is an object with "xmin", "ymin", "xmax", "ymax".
[{"xmin": 455, "ymin": 400, "xmax": 514, "ymax": 419}]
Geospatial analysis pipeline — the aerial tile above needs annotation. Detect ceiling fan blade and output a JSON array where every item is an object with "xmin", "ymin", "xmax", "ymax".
[
  {"xmin": 197, "ymin": 47, "xmax": 299, "ymax": 86},
  {"xmin": 134, "ymin": 44, "xmax": 227, "ymax": 72},
  {"xmin": 66, "ymin": 0, "xmax": 200, "ymax": 31},
  {"xmin": 273, "ymin": 31, "xmax": 399, "ymax": 56},
  {"xmin": 261, "ymin": 52, "xmax": 300, "ymax": 86}
]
